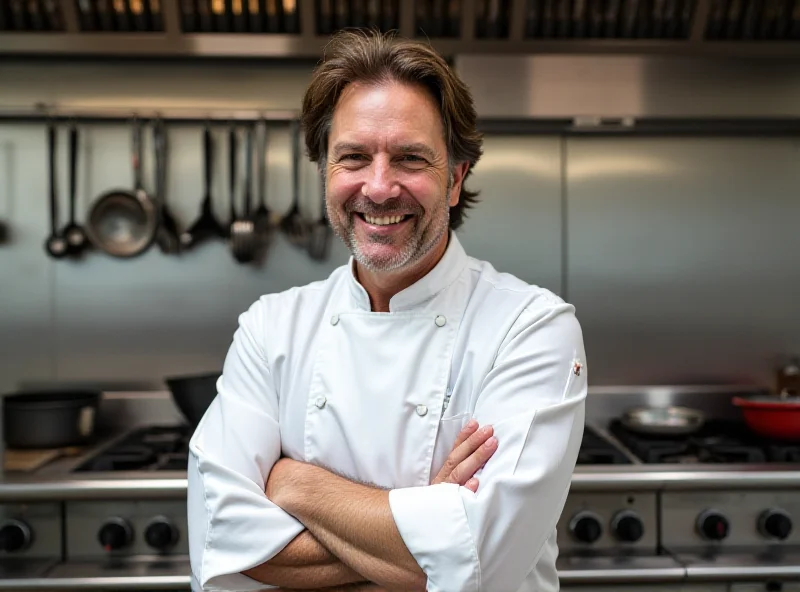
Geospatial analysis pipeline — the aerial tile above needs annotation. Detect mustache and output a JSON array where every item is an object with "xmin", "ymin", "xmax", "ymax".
[{"xmin": 343, "ymin": 197, "xmax": 423, "ymax": 218}]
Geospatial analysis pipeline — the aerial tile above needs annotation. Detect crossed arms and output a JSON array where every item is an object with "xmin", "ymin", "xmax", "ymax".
[
  {"xmin": 242, "ymin": 421, "xmax": 498, "ymax": 591},
  {"xmin": 187, "ymin": 299, "xmax": 587, "ymax": 592}
]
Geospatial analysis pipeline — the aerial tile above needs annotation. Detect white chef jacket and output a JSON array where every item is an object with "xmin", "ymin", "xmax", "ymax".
[{"xmin": 187, "ymin": 231, "xmax": 587, "ymax": 592}]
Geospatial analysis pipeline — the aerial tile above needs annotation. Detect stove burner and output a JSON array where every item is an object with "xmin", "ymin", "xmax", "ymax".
[
  {"xmin": 74, "ymin": 425, "xmax": 190, "ymax": 473},
  {"xmin": 609, "ymin": 419, "xmax": 800, "ymax": 464},
  {"xmin": 576, "ymin": 427, "xmax": 632, "ymax": 465}
]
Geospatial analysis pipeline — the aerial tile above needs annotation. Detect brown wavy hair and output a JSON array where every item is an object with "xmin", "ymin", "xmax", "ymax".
[{"xmin": 300, "ymin": 29, "xmax": 484, "ymax": 230}]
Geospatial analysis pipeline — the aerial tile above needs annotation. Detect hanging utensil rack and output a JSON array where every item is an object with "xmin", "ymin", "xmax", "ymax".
[{"xmin": 0, "ymin": 104, "xmax": 300, "ymax": 125}]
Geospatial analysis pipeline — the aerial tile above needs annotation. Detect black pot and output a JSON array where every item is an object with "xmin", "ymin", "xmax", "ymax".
[
  {"xmin": 165, "ymin": 373, "xmax": 219, "ymax": 429},
  {"xmin": 3, "ymin": 391, "xmax": 101, "ymax": 449}
]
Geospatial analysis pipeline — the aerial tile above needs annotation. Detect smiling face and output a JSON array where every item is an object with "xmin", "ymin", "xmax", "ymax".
[{"xmin": 324, "ymin": 80, "xmax": 465, "ymax": 274}]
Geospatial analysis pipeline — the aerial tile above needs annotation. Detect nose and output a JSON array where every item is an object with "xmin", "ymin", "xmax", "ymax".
[{"xmin": 361, "ymin": 156, "xmax": 400, "ymax": 203}]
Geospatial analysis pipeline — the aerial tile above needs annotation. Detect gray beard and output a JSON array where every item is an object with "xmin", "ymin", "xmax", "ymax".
[{"xmin": 327, "ymin": 176, "xmax": 453, "ymax": 274}]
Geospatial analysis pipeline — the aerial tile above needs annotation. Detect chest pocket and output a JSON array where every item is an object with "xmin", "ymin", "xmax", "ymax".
[{"xmin": 304, "ymin": 310, "xmax": 459, "ymax": 489}]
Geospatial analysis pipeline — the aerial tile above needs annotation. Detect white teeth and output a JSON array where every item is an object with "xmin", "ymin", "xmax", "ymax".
[{"xmin": 364, "ymin": 214, "xmax": 405, "ymax": 226}]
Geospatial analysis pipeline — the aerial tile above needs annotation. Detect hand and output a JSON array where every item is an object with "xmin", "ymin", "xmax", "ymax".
[{"xmin": 431, "ymin": 419, "xmax": 497, "ymax": 493}]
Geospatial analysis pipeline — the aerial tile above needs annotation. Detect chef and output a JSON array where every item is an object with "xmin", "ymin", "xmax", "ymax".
[{"xmin": 187, "ymin": 29, "xmax": 587, "ymax": 592}]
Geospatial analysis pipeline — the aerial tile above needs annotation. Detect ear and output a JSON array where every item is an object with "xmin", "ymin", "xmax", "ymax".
[{"xmin": 448, "ymin": 162, "xmax": 470, "ymax": 207}]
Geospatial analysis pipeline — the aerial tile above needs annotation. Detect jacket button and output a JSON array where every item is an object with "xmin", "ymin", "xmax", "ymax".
[
  {"xmin": 315, "ymin": 396, "xmax": 327, "ymax": 409},
  {"xmin": 434, "ymin": 315, "xmax": 446, "ymax": 327},
  {"xmin": 330, "ymin": 314, "xmax": 339, "ymax": 326},
  {"xmin": 416, "ymin": 404, "xmax": 428, "ymax": 417}
]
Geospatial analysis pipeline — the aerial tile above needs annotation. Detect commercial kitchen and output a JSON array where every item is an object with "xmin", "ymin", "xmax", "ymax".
[{"xmin": 1, "ymin": 1, "xmax": 800, "ymax": 590}]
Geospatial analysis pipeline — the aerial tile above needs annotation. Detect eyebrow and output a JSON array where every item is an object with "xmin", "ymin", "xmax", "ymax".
[
  {"xmin": 396, "ymin": 143, "xmax": 437, "ymax": 161},
  {"xmin": 331, "ymin": 142, "xmax": 367, "ymax": 159},
  {"xmin": 330, "ymin": 141, "xmax": 438, "ymax": 161}
]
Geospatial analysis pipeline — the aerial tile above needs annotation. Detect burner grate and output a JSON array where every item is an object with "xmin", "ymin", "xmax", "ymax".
[
  {"xmin": 74, "ymin": 425, "xmax": 191, "ymax": 473},
  {"xmin": 609, "ymin": 419, "xmax": 793, "ymax": 465},
  {"xmin": 576, "ymin": 427, "xmax": 632, "ymax": 465}
]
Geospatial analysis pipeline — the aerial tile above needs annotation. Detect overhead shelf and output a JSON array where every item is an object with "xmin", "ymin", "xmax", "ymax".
[{"xmin": 0, "ymin": 0, "xmax": 798, "ymax": 57}]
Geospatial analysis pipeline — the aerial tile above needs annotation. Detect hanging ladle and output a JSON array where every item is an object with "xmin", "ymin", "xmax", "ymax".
[
  {"xmin": 181, "ymin": 124, "xmax": 226, "ymax": 249},
  {"xmin": 44, "ymin": 121, "xmax": 68, "ymax": 259},
  {"xmin": 227, "ymin": 124, "xmax": 256, "ymax": 264},
  {"xmin": 253, "ymin": 118, "xmax": 272, "ymax": 237},
  {"xmin": 62, "ymin": 121, "xmax": 88, "ymax": 257},
  {"xmin": 280, "ymin": 119, "xmax": 309, "ymax": 247},
  {"xmin": 153, "ymin": 118, "xmax": 182, "ymax": 254}
]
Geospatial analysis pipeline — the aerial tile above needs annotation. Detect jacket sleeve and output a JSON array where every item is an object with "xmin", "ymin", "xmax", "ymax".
[
  {"xmin": 388, "ymin": 300, "xmax": 587, "ymax": 592},
  {"xmin": 188, "ymin": 298, "xmax": 305, "ymax": 591}
]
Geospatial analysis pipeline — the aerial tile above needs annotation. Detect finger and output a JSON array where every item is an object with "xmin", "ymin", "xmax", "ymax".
[
  {"xmin": 433, "ymin": 424, "xmax": 493, "ymax": 485},
  {"xmin": 450, "ymin": 424, "xmax": 494, "ymax": 467},
  {"xmin": 465, "ymin": 478, "xmax": 479, "ymax": 492},
  {"xmin": 450, "ymin": 436, "xmax": 497, "ymax": 485},
  {"xmin": 451, "ymin": 419, "xmax": 479, "ymax": 451}
]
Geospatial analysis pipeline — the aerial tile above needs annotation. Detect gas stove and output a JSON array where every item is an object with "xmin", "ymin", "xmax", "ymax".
[
  {"xmin": 609, "ymin": 419, "xmax": 800, "ymax": 465},
  {"xmin": 0, "ymin": 386, "xmax": 798, "ymax": 591}
]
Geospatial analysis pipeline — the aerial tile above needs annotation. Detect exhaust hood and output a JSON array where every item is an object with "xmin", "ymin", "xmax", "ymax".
[{"xmin": 0, "ymin": 0, "xmax": 798, "ymax": 59}]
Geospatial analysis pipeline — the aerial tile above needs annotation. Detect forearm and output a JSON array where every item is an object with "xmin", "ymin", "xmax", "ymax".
[
  {"xmin": 243, "ymin": 530, "xmax": 366, "ymax": 589},
  {"xmin": 278, "ymin": 464, "xmax": 426, "ymax": 591}
]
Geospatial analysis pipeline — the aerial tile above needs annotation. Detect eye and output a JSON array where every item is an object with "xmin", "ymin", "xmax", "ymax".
[
  {"xmin": 398, "ymin": 155, "xmax": 428, "ymax": 168},
  {"xmin": 340, "ymin": 153, "xmax": 366, "ymax": 162}
]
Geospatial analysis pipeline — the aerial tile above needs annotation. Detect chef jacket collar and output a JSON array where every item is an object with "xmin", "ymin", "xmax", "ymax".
[{"xmin": 346, "ymin": 231, "xmax": 469, "ymax": 312}]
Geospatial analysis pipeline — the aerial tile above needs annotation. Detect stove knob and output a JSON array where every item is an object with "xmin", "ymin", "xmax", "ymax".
[
  {"xmin": 759, "ymin": 509, "xmax": 792, "ymax": 541},
  {"xmin": 0, "ymin": 520, "xmax": 31, "ymax": 553},
  {"xmin": 569, "ymin": 511, "xmax": 603, "ymax": 544},
  {"xmin": 145, "ymin": 517, "xmax": 179, "ymax": 551},
  {"xmin": 98, "ymin": 518, "xmax": 133, "ymax": 551},
  {"xmin": 612, "ymin": 511, "xmax": 644, "ymax": 543},
  {"xmin": 697, "ymin": 510, "xmax": 729, "ymax": 541}
]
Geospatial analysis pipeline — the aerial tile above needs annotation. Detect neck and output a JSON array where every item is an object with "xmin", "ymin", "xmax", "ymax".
[{"xmin": 355, "ymin": 232, "xmax": 450, "ymax": 313}]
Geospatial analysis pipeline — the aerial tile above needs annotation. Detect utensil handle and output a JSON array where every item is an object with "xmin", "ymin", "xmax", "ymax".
[
  {"xmin": 229, "ymin": 124, "xmax": 237, "ymax": 220},
  {"xmin": 291, "ymin": 119, "xmax": 300, "ymax": 208},
  {"xmin": 154, "ymin": 119, "xmax": 166, "ymax": 201},
  {"xmin": 132, "ymin": 118, "xmax": 144, "ymax": 191},
  {"xmin": 258, "ymin": 119, "xmax": 267, "ymax": 207},
  {"xmin": 69, "ymin": 123, "xmax": 77, "ymax": 224},
  {"xmin": 244, "ymin": 124, "xmax": 253, "ymax": 215},
  {"xmin": 48, "ymin": 122, "xmax": 58, "ymax": 234},
  {"xmin": 203, "ymin": 124, "xmax": 213, "ymax": 197}
]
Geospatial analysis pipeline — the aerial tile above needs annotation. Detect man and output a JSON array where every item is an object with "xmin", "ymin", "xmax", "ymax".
[{"xmin": 188, "ymin": 29, "xmax": 586, "ymax": 592}]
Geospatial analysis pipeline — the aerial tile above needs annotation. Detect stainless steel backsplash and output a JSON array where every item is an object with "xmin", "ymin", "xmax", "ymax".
[{"xmin": 1, "ymin": 59, "xmax": 798, "ymax": 393}]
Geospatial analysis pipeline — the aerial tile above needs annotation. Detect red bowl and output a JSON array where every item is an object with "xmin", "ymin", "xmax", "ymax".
[{"xmin": 732, "ymin": 396, "xmax": 800, "ymax": 441}]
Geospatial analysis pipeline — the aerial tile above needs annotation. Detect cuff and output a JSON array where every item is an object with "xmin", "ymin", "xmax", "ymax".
[{"xmin": 388, "ymin": 483, "xmax": 480, "ymax": 592}]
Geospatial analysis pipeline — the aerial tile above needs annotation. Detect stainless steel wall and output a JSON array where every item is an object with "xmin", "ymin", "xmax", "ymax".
[
  {"xmin": 566, "ymin": 136, "xmax": 800, "ymax": 386},
  {"xmin": 0, "ymin": 62, "xmax": 564, "ymax": 393},
  {"xmin": 1, "ymin": 59, "xmax": 798, "ymax": 392}
]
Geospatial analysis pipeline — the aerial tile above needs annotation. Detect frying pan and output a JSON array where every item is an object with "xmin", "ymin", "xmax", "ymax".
[
  {"xmin": 84, "ymin": 118, "xmax": 158, "ymax": 258},
  {"xmin": 621, "ymin": 405, "xmax": 706, "ymax": 436},
  {"xmin": 733, "ymin": 393, "xmax": 800, "ymax": 441},
  {"xmin": 164, "ymin": 373, "xmax": 219, "ymax": 429}
]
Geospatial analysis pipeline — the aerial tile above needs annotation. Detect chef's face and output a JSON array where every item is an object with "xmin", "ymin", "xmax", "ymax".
[{"xmin": 324, "ymin": 80, "xmax": 464, "ymax": 273}]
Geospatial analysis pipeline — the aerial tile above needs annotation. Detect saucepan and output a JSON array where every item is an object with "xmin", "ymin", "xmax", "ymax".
[
  {"xmin": 621, "ymin": 405, "xmax": 706, "ymax": 437},
  {"xmin": 2, "ymin": 390, "xmax": 101, "ymax": 449},
  {"xmin": 732, "ymin": 392, "xmax": 800, "ymax": 441},
  {"xmin": 164, "ymin": 372, "xmax": 220, "ymax": 429}
]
